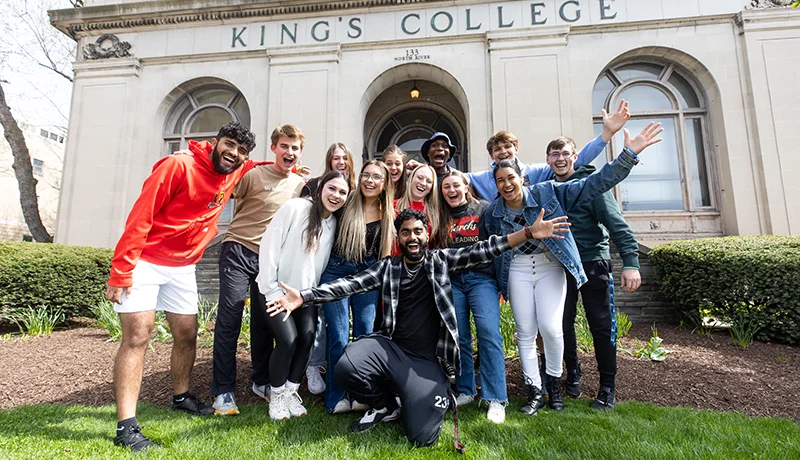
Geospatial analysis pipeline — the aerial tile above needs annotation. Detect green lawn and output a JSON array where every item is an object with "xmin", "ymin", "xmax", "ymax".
[{"xmin": 0, "ymin": 399, "xmax": 798, "ymax": 459}]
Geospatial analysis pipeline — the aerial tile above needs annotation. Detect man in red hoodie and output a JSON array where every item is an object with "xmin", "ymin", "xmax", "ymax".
[{"xmin": 106, "ymin": 122, "xmax": 257, "ymax": 452}]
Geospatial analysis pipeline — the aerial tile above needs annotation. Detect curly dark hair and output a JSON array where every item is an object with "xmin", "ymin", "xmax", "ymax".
[
  {"xmin": 216, "ymin": 122, "xmax": 256, "ymax": 153},
  {"xmin": 394, "ymin": 208, "xmax": 429, "ymax": 234}
]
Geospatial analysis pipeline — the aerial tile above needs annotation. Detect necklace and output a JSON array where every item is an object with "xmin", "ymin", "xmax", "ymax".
[{"xmin": 403, "ymin": 260, "xmax": 422, "ymax": 279}]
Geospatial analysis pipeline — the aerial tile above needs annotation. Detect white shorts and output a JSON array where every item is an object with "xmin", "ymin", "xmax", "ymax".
[{"xmin": 115, "ymin": 260, "xmax": 198, "ymax": 315}]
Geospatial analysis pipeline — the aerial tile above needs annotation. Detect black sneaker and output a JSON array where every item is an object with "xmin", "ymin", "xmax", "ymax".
[
  {"xmin": 172, "ymin": 393, "xmax": 215, "ymax": 416},
  {"xmin": 564, "ymin": 369, "xmax": 583, "ymax": 398},
  {"xmin": 519, "ymin": 384, "xmax": 545, "ymax": 416},
  {"xmin": 545, "ymin": 375, "xmax": 565, "ymax": 411},
  {"xmin": 350, "ymin": 400, "xmax": 401, "ymax": 433},
  {"xmin": 114, "ymin": 424, "xmax": 159, "ymax": 452},
  {"xmin": 591, "ymin": 386, "xmax": 616, "ymax": 410}
]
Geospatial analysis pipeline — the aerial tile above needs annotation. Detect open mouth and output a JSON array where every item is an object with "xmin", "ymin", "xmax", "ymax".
[
  {"xmin": 415, "ymin": 184, "xmax": 428, "ymax": 194},
  {"xmin": 497, "ymin": 154, "xmax": 510, "ymax": 161},
  {"xmin": 554, "ymin": 161, "xmax": 567, "ymax": 169},
  {"xmin": 406, "ymin": 241, "xmax": 421, "ymax": 253},
  {"xmin": 221, "ymin": 153, "xmax": 237, "ymax": 166},
  {"xmin": 502, "ymin": 185, "xmax": 516, "ymax": 197},
  {"xmin": 327, "ymin": 197, "xmax": 341, "ymax": 208},
  {"xmin": 282, "ymin": 155, "xmax": 296, "ymax": 167},
  {"xmin": 336, "ymin": 164, "xmax": 347, "ymax": 172},
  {"xmin": 362, "ymin": 182, "xmax": 377, "ymax": 192}
]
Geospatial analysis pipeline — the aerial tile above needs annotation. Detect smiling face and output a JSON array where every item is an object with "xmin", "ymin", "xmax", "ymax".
[
  {"xmin": 397, "ymin": 218, "xmax": 429, "ymax": 262},
  {"xmin": 359, "ymin": 164, "xmax": 385, "ymax": 199},
  {"xmin": 441, "ymin": 175, "xmax": 468, "ymax": 208},
  {"xmin": 546, "ymin": 144, "xmax": 578, "ymax": 180},
  {"xmin": 494, "ymin": 166, "xmax": 525, "ymax": 207},
  {"xmin": 210, "ymin": 136, "xmax": 249, "ymax": 175},
  {"xmin": 330, "ymin": 148, "xmax": 349, "ymax": 176},
  {"xmin": 409, "ymin": 166, "xmax": 434, "ymax": 202},
  {"xmin": 270, "ymin": 135, "xmax": 303, "ymax": 175},
  {"xmin": 383, "ymin": 152, "xmax": 404, "ymax": 184},
  {"xmin": 320, "ymin": 176, "xmax": 349, "ymax": 217},
  {"xmin": 490, "ymin": 140, "xmax": 519, "ymax": 164},
  {"xmin": 427, "ymin": 138, "xmax": 451, "ymax": 171}
]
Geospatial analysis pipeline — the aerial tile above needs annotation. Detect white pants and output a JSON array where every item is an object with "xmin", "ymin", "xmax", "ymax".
[
  {"xmin": 508, "ymin": 253, "xmax": 567, "ymax": 388},
  {"xmin": 115, "ymin": 260, "xmax": 198, "ymax": 315}
]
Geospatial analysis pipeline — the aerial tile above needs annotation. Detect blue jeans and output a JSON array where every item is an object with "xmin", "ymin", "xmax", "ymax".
[
  {"xmin": 451, "ymin": 271, "xmax": 508, "ymax": 402},
  {"xmin": 320, "ymin": 253, "xmax": 379, "ymax": 412}
]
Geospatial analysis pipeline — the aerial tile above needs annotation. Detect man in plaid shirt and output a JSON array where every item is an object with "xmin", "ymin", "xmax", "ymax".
[{"xmin": 266, "ymin": 208, "xmax": 568, "ymax": 447}]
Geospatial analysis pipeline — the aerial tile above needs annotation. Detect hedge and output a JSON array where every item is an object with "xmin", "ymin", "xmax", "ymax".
[
  {"xmin": 0, "ymin": 242, "xmax": 113, "ymax": 320},
  {"xmin": 650, "ymin": 235, "xmax": 800, "ymax": 345}
]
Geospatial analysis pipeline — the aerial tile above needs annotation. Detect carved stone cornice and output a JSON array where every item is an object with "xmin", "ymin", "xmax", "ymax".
[
  {"xmin": 49, "ymin": 0, "xmax": 451, "ymax": 39},
  {"xmin": 745, "ymin": 0, "xmax": 795, "ymax": 10}
]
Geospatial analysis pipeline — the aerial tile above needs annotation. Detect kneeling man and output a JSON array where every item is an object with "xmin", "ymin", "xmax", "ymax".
[{"xmin": 266, "ymin": 208, "xmax": 569, "ymax": 448}]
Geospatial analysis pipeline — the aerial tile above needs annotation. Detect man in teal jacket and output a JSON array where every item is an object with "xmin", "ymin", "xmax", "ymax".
[{"xmin": 546, "ymin": 136, "xmax": 642, "ymax": 410}]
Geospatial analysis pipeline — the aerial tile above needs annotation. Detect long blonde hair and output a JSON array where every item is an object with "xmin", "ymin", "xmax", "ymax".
[
  {"xmin": 323, "ymin": 142, "xmax": 356, "ymax": 191},
  {"xmin": 396, "ymin": 165, "xmax": 441, "ymax": 247},
  {"xmin": 335, "ymin": 161, "xmax": 395, "ymax": 261},
  {"xmin": 382, "ymin": 145, "xmax": 407, "ymax": 199}
]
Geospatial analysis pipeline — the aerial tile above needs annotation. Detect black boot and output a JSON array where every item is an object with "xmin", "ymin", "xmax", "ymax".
[
  {"xmin": 519, "ymin": 384, "xmax": 545, "ymax": 416},
  {"xmin": 564, "ymin": 366, "xmax": 582, "ymax": 398},
  {"xmin": 545, "ymin": 375, "xmax": 565, "ymax": 411}
]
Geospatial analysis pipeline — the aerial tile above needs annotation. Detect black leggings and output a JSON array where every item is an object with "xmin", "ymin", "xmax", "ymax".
[{"xmin": 266, "ymin": 304, "xmax": 317, "ymax": 387}]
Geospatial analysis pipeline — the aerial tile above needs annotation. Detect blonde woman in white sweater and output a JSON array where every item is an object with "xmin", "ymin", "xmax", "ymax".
[{"xmin": 256, "ymin": 171, "xmax": 350, "ymax": 420}]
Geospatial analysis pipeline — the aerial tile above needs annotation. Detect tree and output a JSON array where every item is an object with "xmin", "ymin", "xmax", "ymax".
[{"xmin": 0, "ymin": 0, "xmax": 76, "ymax": 242}]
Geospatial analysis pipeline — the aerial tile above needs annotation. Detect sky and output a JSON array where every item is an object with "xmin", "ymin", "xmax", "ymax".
[{"xmin": 0, "ymin": 0, "xmax": 76, "ymax": 135}]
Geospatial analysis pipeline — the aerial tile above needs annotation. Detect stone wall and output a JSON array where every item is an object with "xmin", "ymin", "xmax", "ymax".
[{"xmin": 196, "ymin": 240, "xmax": 678, "ymax": 323}]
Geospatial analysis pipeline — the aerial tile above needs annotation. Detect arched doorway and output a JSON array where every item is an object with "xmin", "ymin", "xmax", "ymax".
[{"xmin": 364, "ymin": 78, "xmax": 468, "ymax": 171}]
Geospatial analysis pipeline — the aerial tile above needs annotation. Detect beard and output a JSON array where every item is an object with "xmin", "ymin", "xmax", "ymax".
[
  {"xmin": 399, "ymin": 239, "xmax": 428, "ymax": 262},
  {"xmin": 211, "ymin": 144, "xmax": 242, "ymax": 175}
]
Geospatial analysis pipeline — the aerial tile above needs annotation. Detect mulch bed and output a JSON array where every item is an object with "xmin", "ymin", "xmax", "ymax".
[{"xmin": 1, "ymin": 322, "xmax": 798, "ymax": 422}]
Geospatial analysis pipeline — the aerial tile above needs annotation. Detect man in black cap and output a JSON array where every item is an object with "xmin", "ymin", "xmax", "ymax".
[{"xmin": 420, "ymin": 132, "xmax": 458, "ymax": 183}]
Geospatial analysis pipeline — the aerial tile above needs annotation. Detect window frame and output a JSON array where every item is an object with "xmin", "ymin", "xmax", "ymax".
[{"xmin": 593, "ymin": 61, "xmax": 718, "ymax": 215}]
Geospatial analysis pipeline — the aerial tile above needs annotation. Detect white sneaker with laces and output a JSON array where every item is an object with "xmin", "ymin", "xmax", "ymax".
[
  {"xmin": 305, "ymin": 366, "xmax": 326, "ymax": 395},
  {"xmin": 455, "ymin": 393, "xmax": 474, "ymax": 407},
  {"xmin": 252, "ymin": 382, "xmax": 271, "ymax": 402},
  {"xmin": 487, "ymin": 401, "xmax": 506, "ymax": 424},
  {"xmin": 269, "ymin": 388, "xmax": 290, "ymax": 420},
  {"xmin": 287, "ymin": 389, "xmax": 307, "ymax": 417},
  {"xmin": 213, "ymin": 392, "xmax": 239, "ymax": 416},
  {"xmin": 332, "ymin": 398, "xmax": 351, "ymax": 414}
]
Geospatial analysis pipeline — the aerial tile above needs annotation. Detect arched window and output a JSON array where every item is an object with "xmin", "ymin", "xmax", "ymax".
[
  {"xmin": 373, "ymin": 108, "xmax": 465, "ymax": 171},
  {"xmin": 163, "ymin": 86, "xmax": 251, "ymax": 155},
  {"xmin": 593, "ymin": 62, "xmax": 714, "ymax": 212},
  {"xmin": 162, "ymin": 84, "xmax": 251, "ymax": 224}
]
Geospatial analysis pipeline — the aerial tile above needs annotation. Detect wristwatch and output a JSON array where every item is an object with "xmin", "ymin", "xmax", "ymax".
[{"xmin": 524, "ymin": 226, "xmax": 533, "ymax": 240}]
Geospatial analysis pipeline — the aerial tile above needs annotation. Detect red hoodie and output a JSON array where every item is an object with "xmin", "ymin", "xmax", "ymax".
[{"xmin": 108, "ymin": 140, "xmax": 263, "ymax": 287}]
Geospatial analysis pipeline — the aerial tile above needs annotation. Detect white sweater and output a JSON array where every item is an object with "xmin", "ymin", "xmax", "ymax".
[{"xmin": 256, "ymin": 198, "xmax": 337, "ymax": 301}]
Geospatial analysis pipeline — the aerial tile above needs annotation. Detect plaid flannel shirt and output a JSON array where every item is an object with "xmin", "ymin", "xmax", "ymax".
[{"xmin": 300, "ymin": 235, "xmax": 511, "ymax": 373}]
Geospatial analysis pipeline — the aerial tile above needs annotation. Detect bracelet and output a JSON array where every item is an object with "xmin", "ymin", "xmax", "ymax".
[
  {"xmin": 524, "ymin": 226, "xmax": 533, "ymax": 240},
  {"xmin": 622, "ymin": 146, "xmax": 639, "ymax": 161}
]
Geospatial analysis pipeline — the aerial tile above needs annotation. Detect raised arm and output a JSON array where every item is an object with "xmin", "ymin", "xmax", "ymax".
[
  {"xmin": 557, "ymin": 122, "xmax": 663, "ymax": 212},
  {"xmin": 265, "ymin": 258, "xmax": 387, "ymax": 321}
]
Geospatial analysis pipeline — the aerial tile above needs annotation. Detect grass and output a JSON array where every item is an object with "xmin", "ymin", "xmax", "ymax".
[
  {"xmin": 4, "ymin": 305, "xmax": 64, "ymax": 336},
  {"xmin": 0, "ymin": 400, "xmax": 797, "ymax": 459}
]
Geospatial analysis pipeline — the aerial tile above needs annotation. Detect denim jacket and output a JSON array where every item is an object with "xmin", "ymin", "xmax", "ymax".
[{"xmin": 482, "ymin": 151, "xmax": 639, "ymax": 299}]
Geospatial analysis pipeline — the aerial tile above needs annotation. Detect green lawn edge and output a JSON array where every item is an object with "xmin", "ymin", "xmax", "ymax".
[{"xmin": 1, "ymin": 399, "xmax": 798, "ymax": 459}]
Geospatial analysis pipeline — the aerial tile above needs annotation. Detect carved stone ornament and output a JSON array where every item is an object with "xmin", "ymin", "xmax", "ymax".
[
  {"xmin": 746, "ymin": 0, "xmax": 795, "ymax": 9},
  {"xmin": 82, "ymin": 34, "xmax": 132, "ymax": 60}
]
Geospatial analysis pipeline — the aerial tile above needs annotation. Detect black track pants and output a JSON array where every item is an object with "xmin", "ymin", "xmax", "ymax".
[
  {"xmin": 266, "ymin": 302, "xmax": 316, "ymax": 387},
  {"xmin": 334, "ymin": 336, "xmax": 450, "ymax": 447},
  {"xmin": 562, "ymin": 259, "xmax": 617, "ymax": 389}
]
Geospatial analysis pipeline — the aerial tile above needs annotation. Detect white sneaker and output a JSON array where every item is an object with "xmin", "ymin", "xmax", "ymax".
[
  {"xmin": 306, "ymin": 366, "xmax": 326, "ymax": 395},
  {"xmin": 487, "ymin": 401, "xmax": 506, "ymax": 424},
  {"xmin": 269, "ymin": 388, "xmax": 290, "ymax": 420},
  {"xmin": 350, "ymin": 400, "xmax": 369, "ymax": 412},
  {"xmin": 287, "ymin": 389, "xmax": 308, "ymax": 417},
  {"xmin": 213, "ymin": 392, "xmax": 240, "ymax": 416},
  {"xmin": 455, "ymin": 393, "xmax": 474, "ymax": 407},
  {"xmin": 252, "ymin": 382, "xmax": 271, "ymax": 402},
  {"xmin": 332, "ymin": 399, "xmax": 351, "ymax": 414}
]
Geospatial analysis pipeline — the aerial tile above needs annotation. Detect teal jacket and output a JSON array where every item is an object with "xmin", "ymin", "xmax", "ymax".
[{"xmin": 553, "ymin": 165, "xmax": 640, "ymax": 269}]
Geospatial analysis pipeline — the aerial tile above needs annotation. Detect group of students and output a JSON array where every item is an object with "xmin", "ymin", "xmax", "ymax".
[{"xmin": 106, "ymin": 100, "xmax": 662, "ymax": 452}]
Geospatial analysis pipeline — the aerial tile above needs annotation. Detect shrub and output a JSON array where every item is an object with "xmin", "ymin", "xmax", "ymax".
[
  {"xmin": 650, "ymin": 235, "xmax": 800, "ymax": 345},
  {"xmin": 0, "ymin": 242, "xmax": 113, "ymax": 320}
]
